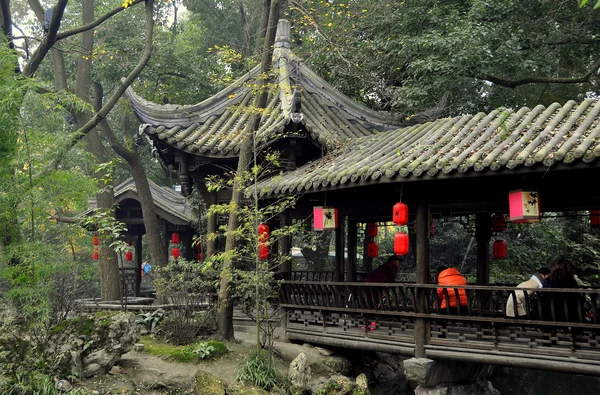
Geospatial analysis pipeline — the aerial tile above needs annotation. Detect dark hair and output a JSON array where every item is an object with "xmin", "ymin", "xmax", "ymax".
[
  {"xmin": 387, "ymin": 255, "xmax": 400, "ymax": 264},
  {"xmin": 548, "ymin": 258, "xmax": 575, "ymax": 286},
  {"xmin": 537, "ymin": 267, "xmax": 551, "ymax": 276}
]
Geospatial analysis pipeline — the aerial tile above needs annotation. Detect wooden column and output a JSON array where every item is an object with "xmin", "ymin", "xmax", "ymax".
[
  {"xmin": 334, "ymin": 215, "xmax": 346, "ymax": 282},
  {"xmin": 135, "ymin": 234, "xmax": 142, "ymax": 297},
  {"xmin": 182, "ymin": 231, "xmax": 194, "ymax": 261},
  {"xmin": 347, "ymin": 219, "xmax": 357, "ymax": 282},
  {"xmin": 475, "ymin": 213, "xmax": 492, "ymax": 285},
  {"xmin": 414, "ymin": 202, "xmax": 430, "ymax": 358},
  {"xmin": 279, "ymin": 212, "xmax": 291, "ymax": 280},
  {"xmin": 362, "ymin": 224, "xmax": 373, "ymax": 273}
]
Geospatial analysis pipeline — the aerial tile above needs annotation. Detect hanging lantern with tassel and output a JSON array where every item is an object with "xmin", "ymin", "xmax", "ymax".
[
  {"xmin": 92, "ymin": 250, "xmax": 99, "ymax": 260},
  {"xmin": 171, "ymin": 247, "xmax": 180, "ymax": 259},
  {"xmin": 366, "ymin": 223, "xmax": 378, "ymax": 237},
  {"xmin": 394, "ymin": 232, "xmax": 409, "ymax": 255},
  {"xmin": 258, "ymin": 224, "xmax": 270, "ymax": 260},
  {"xmin": 171, "ymin": 233, "xmax": 180, "ymax": 244},
  {"xmin": 125, "ymin": 251, "xmax": 133, "ymax": 261},
  {"xmin": 92, "ymin": 235, "xmax": 99, "ymax": 246},
  {"xmin": 367, "ymin": 242, "xmax": 379, "ymax": 258},
  {"xmin": 493, "ymin": 240, "xmax": 507, "ymax": 260},
  {"xmin": 393, "ymin": 203, "xmax": 408, "ymax": 226},
  {"xmin": 509, "ymin": 190, "xmax": 540, "ymax": 223},
  {"xmin": 491, "ymin": 214, "xmax": 507, "ymax": 232}
]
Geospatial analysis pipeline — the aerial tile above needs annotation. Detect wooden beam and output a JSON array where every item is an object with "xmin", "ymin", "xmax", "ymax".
[
  {"xmin": 475, "ymin": 213, "xmax": 492, "ymax": 285},
  {"xmin": 347, "ymin": 219, "xmax": 357, "ymax": 282},
  {"xmin": 334, "ymin": 215, "xmax": 346, "ymax": 282},
  {"xmin": 414, "ymin": 201, "xmax": 430, "ymax": 358}
]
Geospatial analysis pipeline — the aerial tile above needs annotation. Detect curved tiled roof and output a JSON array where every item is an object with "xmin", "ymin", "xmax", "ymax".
[
  {"xmin": 125, "ymin": 20, "xmax": 405, "ymax": 159},
  {"xmin": 252, "ymin": 98, "xmax": 600, "ymax": 197},
  {"xmin": 79, "ymin": 178, "xmax": 194, "ymax": 224}
]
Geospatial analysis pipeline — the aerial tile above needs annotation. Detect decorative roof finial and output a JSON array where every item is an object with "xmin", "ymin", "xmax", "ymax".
[{"xmin": 275, "ymin": 19, "xmax": 291, "ymax": 49}]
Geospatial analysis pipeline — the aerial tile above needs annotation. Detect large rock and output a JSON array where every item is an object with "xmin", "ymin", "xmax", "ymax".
[
  {"xmin": 415, "ymin": 378, "xmax": 500, "ymax": 395},
  {"xmin": 226, "ymin": 384, "xmax": 269, "ymax": 395},
  {"xmin": 352, "ymin": 373, "xmax": 370, "ymax": 395},
  {"xmin": 323, "ymin": 355, "xmax": 353, "ymax": 376},
  {"xmin": 47, "ymin": 313, "xmax": 140, "ymax": 378},
  {"xmin": 403, "ymin": 358, "xmax": 494, "ymax": 388},
  {"xmin": 289, "ymin": 352, "xmax": 312, "ymax": 390},
  {"xmin": 195, "ymin": 370, "xmax": 226, "ymax": 395}
]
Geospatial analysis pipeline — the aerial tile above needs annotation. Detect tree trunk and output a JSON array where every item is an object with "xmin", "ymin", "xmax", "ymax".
[{"xmin": 216, "ymin": 0, "xmax": 281, "ymax": 340}]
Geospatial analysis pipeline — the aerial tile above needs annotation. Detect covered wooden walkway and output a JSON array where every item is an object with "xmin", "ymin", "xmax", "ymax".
[{"xmin": 280, "ymin": 281, "xmax": 600, "ymax": 375}]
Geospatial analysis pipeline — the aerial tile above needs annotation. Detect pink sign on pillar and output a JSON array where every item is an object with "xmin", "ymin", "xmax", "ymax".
[
  {"xmin": 509, "ymin": 190, "xmax": 540, "ymax": 223},
  {"xmin": 313, "ymin": 206, "xmax": 338, "ymax": 230}
]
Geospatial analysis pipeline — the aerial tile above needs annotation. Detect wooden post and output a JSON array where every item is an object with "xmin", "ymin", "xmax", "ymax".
[
  {"xmin": 414, "ymin": 202, "xmax": 430, "ymax": 358},
  {"xmin": 347, "ymin": 219, "xmax": 357, "ymax": 282},
  {"xmin": 279, "ymin": 212, "xmax": 292, "ymax": 280},
  {"xmin": 135, "ymin": 234, "xmax": 142, "ymax": 297},
  {"xmin": 362, "ymin": 223, "xmax": 373, "ymax": 273},
  {"xmin": 334, "ymin": 214, "xmax": 346, "ymax": 282},
  {"xmin": 475, "ymin": 213, "xmax": 492, "ymax": 285}
]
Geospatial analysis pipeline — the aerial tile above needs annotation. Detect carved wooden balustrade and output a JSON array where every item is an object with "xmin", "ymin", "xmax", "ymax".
[{"xmin": 280, "ymin": 281, "xmax": 600, "ymax": 375}]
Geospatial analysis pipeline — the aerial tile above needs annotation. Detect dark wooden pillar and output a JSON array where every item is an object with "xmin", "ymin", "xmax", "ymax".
[
  {"xmin": 279, "ymin": 212, "xmax": 292, "ymax": 280},
  {"xmin": 414, "ymin": 202, "xmax": 430, "ymax": 358},
  {"xmin": 182, "ymin": 231, "xmax": 194, "ymax": 261},
  {"xmin": 347, "ymin": 219, "xmax": 357, "ymax": 282},
  {"xmin": 334, "ymin": 214, "xmax": 346, "ymax": 282},
  {"xmin": 475, "ymin": 213, "xmax": 492, "ymax": 285},
  {"xmin": 135, "ymin": 234, "xmax": 142, "ymax": 297},
  {"xmin": 362, "ymin": 224, "xmax": 373, "ymax": 273}
]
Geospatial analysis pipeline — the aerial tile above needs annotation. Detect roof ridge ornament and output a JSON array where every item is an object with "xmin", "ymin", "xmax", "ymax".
[{"xmin": 275, "ymin": 19, "xmax": 291, "ymax": 49}]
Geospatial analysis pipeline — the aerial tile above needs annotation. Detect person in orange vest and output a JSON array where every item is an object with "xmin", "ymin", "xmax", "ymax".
[{"xmin": 436, "ymin": 266, "xmax": 468, "ymax": 313}]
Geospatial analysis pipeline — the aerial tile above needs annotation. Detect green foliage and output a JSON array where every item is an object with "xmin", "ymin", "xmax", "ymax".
[
  {"xmin": 141, "ymin": 335, "xmax": 227, "ymax": 362},
  {"xmin": 153, "ymin": 259, "xmax": 219, "ymax": 344},
  {"xmin": 237, "ymin": 350, "xmax": 283, "ymax": 391},
  {"xmin": 136, "ymin": 308, "xmax": 166, "ymax": 334}
]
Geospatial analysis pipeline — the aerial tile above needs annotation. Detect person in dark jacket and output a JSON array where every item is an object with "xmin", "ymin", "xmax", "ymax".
[
  {"xmin": 360, "ymin": 255, "xmax": 400, "ymax": 330},
  {"xmin": 364, "ymin": 255, "xmax": 400, "ymax": 283},
  {"xmin": 541, "ymin": 258, "xmax": 581, "ymax": 322}
]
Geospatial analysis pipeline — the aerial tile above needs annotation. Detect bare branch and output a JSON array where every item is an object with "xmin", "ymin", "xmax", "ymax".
[
  {"xmin": 483, "ymin": 59, "xmax": 600, "ymax": 88},
  {"xmin": 35, "ymin": 0, "xmax": 155, "ymax": 179}
]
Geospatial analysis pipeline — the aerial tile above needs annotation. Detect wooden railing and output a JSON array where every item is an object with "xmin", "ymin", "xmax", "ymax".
[{"xmin": 280, "ymin": 281, "xmax": 600, "ymax": 375}]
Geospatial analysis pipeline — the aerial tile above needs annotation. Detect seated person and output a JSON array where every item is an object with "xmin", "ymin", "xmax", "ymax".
[
  {"xmin": 506, "ymin": 267, "xmax": 550, "ymax": 318},
  {"xmin": 436, "ymin": 266, "xmax": 468, "ymax": 314},
  {"xmin": 540, "ymin": 258, "xmax": 582, "ymax": 322},
  {"xmin": 364, "ymin": 255, "xmax": 400, "ymax": 284},
  {"xmin": 359, "ymin": 255, "xmax": 400, "ymax": 330}
]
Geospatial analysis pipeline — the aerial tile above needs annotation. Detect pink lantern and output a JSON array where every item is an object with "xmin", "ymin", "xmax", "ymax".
[
  {"xmin": 509, "ymin": 190, "xmax": 540, "ymax": 223},
  {"xmin": 313, "ymin": 207, "xmax": 338, "ymax": 230}
]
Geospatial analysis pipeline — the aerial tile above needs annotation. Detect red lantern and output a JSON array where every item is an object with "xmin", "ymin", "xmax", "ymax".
[
  {"xmin": 493, "ymin": 240, "xmax": 507, "ymax": 260},
  {"xmin": 367, "ymin": 242, "xmax": 379, "ymax": 258},
  {"xmin": 591, "ymin": 210, "xmax": 600, "ymax": 228},
  {"xmin": 92, "ymin": 235, "xmax": 99, "ymax": 246},
  {"xmin": 366, "ymin": 223, "xmax": 378, "ymax": 237},
  {"xmin": 92, "ymin": 249, "xmax": 99, "ymax": 260},
  {"xmin": 393, "ymin": 203, "xmax": 408, "ymax": 225},
  {"xmin": 171, "ymin": 233, "xmax": 180, "ymax": 244},
  {"xmin": 394, "ymin": 232, "xmax": 409, "ymax": 255},
  {"xmin": 258, "ymin": 242, "xmax": 269, "ymax": 260},
  {"xmin": 195, "ymin": 253, "xmax": 204, "ymax": 261},
  {"xmin": 509, "ymin": 190, "xmax": 540, "ymax": 223},
  {"xmin": 195, "ymin": 241, "xmax": 202, "ymax": 251},
  {"xmin": 492, "ymin": 214, "xmax": 507, "ymax": 232},
  {"xmin": 125, "ymin": 251, "xmax": 133, "ymax": 261},
  {"xmin": 258, "ymin": 223, "xmax": 270, "ymax": 242},
  {"xmin": 171, "ymin": 247, "xmax": 180, "ymax": 259}
]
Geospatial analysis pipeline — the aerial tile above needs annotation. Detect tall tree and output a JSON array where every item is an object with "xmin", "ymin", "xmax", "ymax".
[{"xmin": 216, "ymin": 0, "xmax": 282, "ymax": 340}]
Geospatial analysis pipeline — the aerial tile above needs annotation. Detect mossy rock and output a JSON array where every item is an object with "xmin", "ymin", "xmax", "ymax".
[
  {"xmin": 323, "ymin": 356, "xmax": 353, "ymax": 376},
  {"xmin": 141, "ymin": 336, "xmax": 228, "ymax": 363},
  {"xmin": 226, "ymin": 383, "xmax": 270, "ymax": 395},
  {"xmin": 315, "ymin": 376, "xmax": 354, "ymax": 395},
  {"xmin": 195, "ymin": 370, "xmax": 225, "ymax": 395}
]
